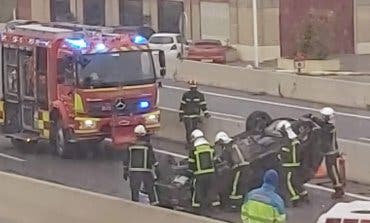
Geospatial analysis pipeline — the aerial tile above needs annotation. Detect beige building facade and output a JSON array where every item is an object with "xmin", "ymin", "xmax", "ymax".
[{"xmin": 3, "ymin": 0, "xmax": 370, "ymax": 61}]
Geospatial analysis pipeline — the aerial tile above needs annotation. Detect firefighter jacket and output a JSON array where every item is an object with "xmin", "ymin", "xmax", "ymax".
[
  {"xmin": 279, "ymin": 139, "xmax": 301, "ymax": 168},
  {"xmin": 179, "ymin": 90, "xmax": 209, "ymax": 119},
  {"xmin": 220, "ymin": 141, "xmax": 250, "ymax": 169},
  {"xmin": 123, "ymin": 139, "xmax": 157, "ymax": 172},
  {"xmin": 188, "ymin": 138, "xmax": 215, "ymax": 175},
  {"xmin": 311, "ymin": 117, "xmax": 339, "ymax": 155},
  {"xmin": 241, "ymin": 170, "xmax": 286, "ymax": 223}
]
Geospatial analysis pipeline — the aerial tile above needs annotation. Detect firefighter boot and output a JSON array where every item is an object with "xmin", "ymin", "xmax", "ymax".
[
  {"xmin": 300, "ymin": 194, "xmax": 310, "ymax": 204},
  {"xmin": 331, "ymin": 187, "xmax": 345, "ymax": 199}
]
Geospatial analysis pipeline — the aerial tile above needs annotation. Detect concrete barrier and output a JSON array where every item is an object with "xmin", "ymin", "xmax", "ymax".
[
  {"xmin": 0, "ymin": 171, "xmax": 226, "ymax": 223},
  {"xmin": 175, "ymin": 60, "xmax": 370, "ymax": 109},
  {"xmin": 157, "ymin": 108, "xmax": 370, "ymax": 184},
  {"xmin": 339, "ymin": 139, "xmax": 370, "ymax": 185}
]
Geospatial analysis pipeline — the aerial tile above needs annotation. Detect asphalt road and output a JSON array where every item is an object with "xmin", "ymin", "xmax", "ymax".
[
  {"xmin": 159, "ymin": 80, "xmax": 370, "ymax": 142},
  {"xmin": 0, "ymin": 135, "xmax": 366, "ymax": 223},
  {"xmin": 0, "ymin": 79, "xmax": 369, "ymax": 223}
]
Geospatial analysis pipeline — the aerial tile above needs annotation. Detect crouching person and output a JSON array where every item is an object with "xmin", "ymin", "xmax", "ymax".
[{"xmin": 241, "ymin": 169, "xmax": 286, "ymax": 223}]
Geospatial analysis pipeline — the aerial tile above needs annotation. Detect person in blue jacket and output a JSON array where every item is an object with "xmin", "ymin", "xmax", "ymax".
[{"xmin": 241, "ymin": 169, "xmax": 286, "ymax": 223}]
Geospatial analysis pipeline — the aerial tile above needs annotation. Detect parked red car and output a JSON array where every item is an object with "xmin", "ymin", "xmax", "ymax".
[{"xmin": 186, "ymin": 39, "xmax": 238, "ymax": 64}]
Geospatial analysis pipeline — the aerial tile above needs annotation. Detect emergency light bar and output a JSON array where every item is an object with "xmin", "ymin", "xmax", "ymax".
[
  {"xmin": 65, "ymin": 37, "xmax": 87, "ymax": 49},
  {"xmin": 132, "ymin": 35, "xmax": 148, "ymax": 45}
]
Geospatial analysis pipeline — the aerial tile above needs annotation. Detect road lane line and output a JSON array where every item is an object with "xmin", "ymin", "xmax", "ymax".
[
  {"xmin": 359, "ymin": 137, "xmax": 370, "ymax": 142},
  {"xmin": 163, "ymin": 85, "xmax": 370, "ymax": 120},
  {"xmin": 159, "ymin": 106, "xmax": 244, "ymax": 120},
  {"xmin": 154, "ymin": 148, "xmax": 370, "ymax": 201},
  {"xmin": 305, "ymin": 183, "xmax": 370, "ymax": 201},
  {"xmin": 0, "ymin": 153, "xmax": 26, "ymax": 162},
  {"xmin": 159, "ymin": 107, "xmax": 245, "ymax": 123}
]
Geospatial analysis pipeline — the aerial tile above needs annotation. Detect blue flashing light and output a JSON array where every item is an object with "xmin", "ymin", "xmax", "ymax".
[
  {"xmin": 95, "ymin": 43, "xmax": 106, "ymax": 52},
  {"xmin": 65, "ymin": 38, "xmax": 87, "ymax": 49},
  {"xmin": 133, "ymin": 35, "xmax": 148, "ymax": 45},
  {"xmin": 138, "ymin": 100, "xmax": 150, "ymax": 109}
]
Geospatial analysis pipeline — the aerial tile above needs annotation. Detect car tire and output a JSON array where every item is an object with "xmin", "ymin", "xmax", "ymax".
[{"xmin": 246, "ymin": 111, "xmax": 272, "ymax": 132}]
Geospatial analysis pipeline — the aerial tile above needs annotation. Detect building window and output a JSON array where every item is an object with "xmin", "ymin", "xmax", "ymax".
[
  {"xmin": 50, "ymin": 0, "xmax": 75, "ymax": 22},
  {"xmin": 119, "ymin": 0, "xmax": 143, "ymax": 26},
  {"xmin": 158, "ymin": 0, "xmax": 184, "ymax": 33},
  {"xmin": 200, "ymin": 1, "xmax": 230, "ymax": 41},
  {"xmin": 0, "ymin": 1, "xmax": 17, "ymax": 22},
  {"xmin": 83, "ymin": 0, "xmax": 105, "ymax": 26}
]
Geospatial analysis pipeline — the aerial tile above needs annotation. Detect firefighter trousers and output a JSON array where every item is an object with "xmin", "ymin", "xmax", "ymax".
[
  {"xmin": 228, "ymin": 167, "xmax": 249, "ymax": 204},
  {"xmin": 184, "ymin": 117, "xmax": 200, "ymax": 144},
  {"xmin": 192, "ymin": 173, "xmax": 220, "ymax": 209},
  {"xmin": 325, "ymin": 153, "xmax": 343, "ymax": 189},
  {"xmin": 281, "ymin": 167, "xmax": 307, "ymax": 202},
  {"xmin": 129, "ymin": 171, "xmax": 158, "ymax": 204}
]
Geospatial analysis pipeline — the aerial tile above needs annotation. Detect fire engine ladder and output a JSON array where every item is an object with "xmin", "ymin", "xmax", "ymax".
[
  {"xmin": 12, "ymin": 24, "xmax": 74, "ymax": 39},
  {"xmin": 42, "ymin": 22, "xmax": 114, "ymax": 34}
]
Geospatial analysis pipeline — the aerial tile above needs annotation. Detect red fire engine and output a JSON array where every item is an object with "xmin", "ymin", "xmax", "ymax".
[{"xmin": 0, "ymin": 21, "xmax": 165, "ymax": 158}]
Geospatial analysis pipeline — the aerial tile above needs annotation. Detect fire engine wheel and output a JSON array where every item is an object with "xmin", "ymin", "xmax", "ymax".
[
  {"xmin": 11, "ymin": 139, "xmax": 37, "ymax": 153},
  {"xmin": 54, "ymin": 121, "xmax": 73, "ymax": 159}
]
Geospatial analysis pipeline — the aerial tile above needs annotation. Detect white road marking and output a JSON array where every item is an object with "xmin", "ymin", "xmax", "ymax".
[
  {"xmin": 154, "ymin": 148, "xmax": 370, "ymax": 201},
  {"xmin": 305, "ymin": 183, "xmax": 370, "ymax": 201},
  {"xmin": 358, "ymin": 137, "xmax": 370, "ymax": 142},
  {"xmin": 0, "ymin": 153, "xmax": 26, "ymax": 162},
  {"xmin": 159, "ymin": 107, "xmax": 244, "ymax": 123},
  {"xmin": 163, "ymin": 85, "xmax": 370, "ymax": 120}
]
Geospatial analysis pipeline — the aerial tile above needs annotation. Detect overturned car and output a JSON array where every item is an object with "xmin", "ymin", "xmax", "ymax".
[{"xmin": 152, "ymin": 111, "xmax": 327, "ymax": 210}]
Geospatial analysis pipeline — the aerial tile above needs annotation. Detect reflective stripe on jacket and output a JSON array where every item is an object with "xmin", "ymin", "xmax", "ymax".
[
  {"xmin": 241, "ymin": 200, "xmax": 286, "ymax": 223},
  {"xmin": 189, "ymin": 143, "xmax": 215, "ymax": 175},
  {"xmin": 123, "ymin": 140, "xmax": 156, "ymax": 172},
  {"xmin": 179, "ymin": 90, "xmax": 209, "ymax": 118},
  {"xmin": 280, "ymin": 139, "xmax": 301, "ymax": 167}
]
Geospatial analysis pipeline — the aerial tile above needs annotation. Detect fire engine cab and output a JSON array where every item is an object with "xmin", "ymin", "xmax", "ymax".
[{"xmin": 0, "ymin": 21, "xmax": 165, "ymax": 158}]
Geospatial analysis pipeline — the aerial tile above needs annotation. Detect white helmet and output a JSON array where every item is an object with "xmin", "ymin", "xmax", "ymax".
[
  {"xmin": 134, "ymin": 125, "xmax": 147, "ymax": 136},
  {"xmin": 191, "ymin": 129, "xmax": 204, "ymax": 141},
  {"xmin": 276, "ymin": 120, "xmax": 297, "ymax": 140},
  {"xmin": 320, "ymin": 107, "xmax": 335, "ymax": 123},
  {"xmin": 276, "ymin": 120, "xmax": 291, "ymax": 131},
  {"xmin": 215, "ymin": 131, "xmax": 232, "ymax": 144}
]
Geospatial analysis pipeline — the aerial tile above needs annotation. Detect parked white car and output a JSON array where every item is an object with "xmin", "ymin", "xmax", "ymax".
[
  {"xmin": 148, "ymin": 33, "xmax": 187, "ymax": 59},
  {"xmin": 316, "ymin": 201, "xmax": 370, "ymax": 223}
]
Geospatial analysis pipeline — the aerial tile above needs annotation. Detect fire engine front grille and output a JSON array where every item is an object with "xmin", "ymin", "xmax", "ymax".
[{"xmin": 86, "ymin": 99, "xmax": 145, "ymax": 117}]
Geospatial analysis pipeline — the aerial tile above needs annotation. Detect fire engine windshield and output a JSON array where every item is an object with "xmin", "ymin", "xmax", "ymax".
[{"xmin": 77, "ymin": 51, "xmax": 155, "ymax": 88}]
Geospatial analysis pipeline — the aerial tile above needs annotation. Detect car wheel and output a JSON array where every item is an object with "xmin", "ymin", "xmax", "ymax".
[{"xmin": 246, "ymin": 111, "xmax": 272, "ymax": 132}]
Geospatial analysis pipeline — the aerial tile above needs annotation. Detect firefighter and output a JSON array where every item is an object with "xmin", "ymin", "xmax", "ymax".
[
  {"xmin": 179, "ymin": 80, "xmax": 211, "ymax": 145},
  {"xmin": 188, "ymin": 129, "xmax": 220, "ymax": 212},
  {"xmin": 241, "ymin": 169, "xmax": 286, "ymax": 223},
  {"xmin": 123, "ymin": 125, "xmax": 159, "ymax": 205},
  {"xmin": 215, "ymin": 131, "xmax": 249, "ymax": 209},
  {"xmin": 306, "ymin": 107, "xmax": 345, "ymax": 199},
  {"xmin": 276, "ymin": 121, "xmax": 308, "ymax": 207}
]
